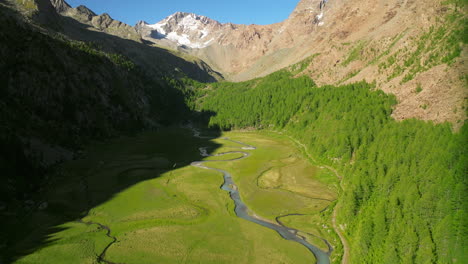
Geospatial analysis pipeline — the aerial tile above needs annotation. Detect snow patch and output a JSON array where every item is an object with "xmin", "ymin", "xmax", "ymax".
[
  {"xmin": 200, "ymin": 29, "xmax": 210, "ymax": 38},
  {"xmin": 167, "ymin": 32, "xmax": 191, "ymax": 46},
  {"xmin": 180, "ymin": 15, "xmax": 200, "ymax": 31},
  {"xmin": 146, "ymin": 13, "xmax": 215, "ymax": 49},
  {"xmin": 317, "ymin": 12, "xmax": 324, "ymax": 20},
  {"xmin": 148, "ymin": 22, "xmax": 167, "ymax": 36}
]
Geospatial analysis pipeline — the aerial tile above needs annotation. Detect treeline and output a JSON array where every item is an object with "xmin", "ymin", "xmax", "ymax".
[
  {"xmin": 202, "ymin": 71, "xmax": 316, "ymax": 128},
  {"xmin": 199, "ymin": 70, "xmax": 467, "ymax": 263}
]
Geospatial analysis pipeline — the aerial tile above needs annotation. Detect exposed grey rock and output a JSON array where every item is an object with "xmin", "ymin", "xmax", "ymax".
[
  {"xmin": 74, "ymin": 5, "xmax": 97, "ymax": 21},
  {"xmin": 49, "ymin": 0, "xmax": 70, "ymax": 13},
  {"xmin": 92, "ymin": 13, "xmax": 113, "ymax": 29},
  {"xmin": 135, "ymin": 20, "xmax": 150, "ymax": 34}
]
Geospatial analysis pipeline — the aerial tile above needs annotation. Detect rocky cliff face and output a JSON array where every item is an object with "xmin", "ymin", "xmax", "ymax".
[
  {"xmin": 50, "ymin": 0, "xmax": 70, "ymax": 13},
  {"xmin": 51, "ymin": 0, "xmax": 141, "ymax": 42},
  {"xmin": 139, "ymin": 0, "xmax": 467, "ymax": 127}
]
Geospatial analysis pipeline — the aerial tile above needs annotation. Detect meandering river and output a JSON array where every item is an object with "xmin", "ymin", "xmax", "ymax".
[{"xmin": 190, "ymin": 130, "xmax": 330, "ymax": 264}]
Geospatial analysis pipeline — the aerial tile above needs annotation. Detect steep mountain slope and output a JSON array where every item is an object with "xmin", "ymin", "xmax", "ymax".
[
  {"xmin": 51, "ymin": 0, "xmax": 141, "ymax": 41},
  {"xmin": 2, "ymin": 0, "xmax": 224, "ymax": 177},
  {"xmin": 1, "ymin": 0, "xmax": 466, "ymax": 263},
  {"xmin": 139, "ymin": 0, "xmax": 467, "ymax": 127},
  {"xmin": 0, "ymin": 3, "xmax": 212, "ymax": 259},
  {"xmin": 198, "ymin": 67, "xmax": 467, "ymax": 264},
  {"xmin": 46, "ymin": 0, "xmax": 222, "ymax": 82},
  {"xmin": 136, "ymin": 12, "xmax": 223, "ymax": 49},
  {"xmin": 138, "ymin": 11, "xmax": 280, "ymax": 78}
]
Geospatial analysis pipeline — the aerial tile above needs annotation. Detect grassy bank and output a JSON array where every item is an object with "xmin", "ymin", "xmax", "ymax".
[{"xmin": 8, "ymin": 128, "xmax": 334, "ymax": 264}]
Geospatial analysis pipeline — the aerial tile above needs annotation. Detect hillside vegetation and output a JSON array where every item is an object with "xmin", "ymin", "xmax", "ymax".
[
  {"xmin": 0, "ymin": 3, "xmax": 193, "ymax": 214},
  {"xmin": 1, "ymin": 0, "xmax": 466, "ymax": 263},
  {"xmin": 198, "ymin": 70, "xmax": 467, "ymax": 263}
]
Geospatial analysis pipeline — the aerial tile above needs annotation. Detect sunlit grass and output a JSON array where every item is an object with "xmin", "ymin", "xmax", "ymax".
[{"xmin": 15, "ymin": 128, "xmax": 330, "ymax": 264}]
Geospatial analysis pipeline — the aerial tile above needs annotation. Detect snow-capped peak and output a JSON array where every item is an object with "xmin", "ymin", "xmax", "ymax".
[{"xmin": 140, "ymin": 12, "xmax": 221, "ymax": 49}]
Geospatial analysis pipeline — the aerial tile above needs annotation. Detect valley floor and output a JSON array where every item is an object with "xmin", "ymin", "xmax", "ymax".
[{"xmin": 8, "ymin": 128, "xmax": 343, "ymax": 264}]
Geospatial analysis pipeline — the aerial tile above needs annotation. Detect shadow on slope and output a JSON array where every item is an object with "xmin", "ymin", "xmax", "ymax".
[
  {"xmin": 0, "ymin": 2, "xmax": 224, "ymax": 263},
  {"xmin": 1, "ymin": 125, "xmax": 223, "ymax": 264},
  {"xmin": 56, "ymin": 11, "xmax": 223, "ymax": 83}
]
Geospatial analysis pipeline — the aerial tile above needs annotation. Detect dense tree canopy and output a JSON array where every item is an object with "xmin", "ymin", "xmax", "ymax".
[{"xmin": 198, "ymin": 70, "xmax": 467, "ymax": 263}]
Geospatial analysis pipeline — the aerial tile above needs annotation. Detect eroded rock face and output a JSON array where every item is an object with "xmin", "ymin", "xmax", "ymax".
[
  {"xmin": 92, "ymin": 13, "xmax": 115, "ymax": 29},
  {"xmin": 49, "ymin": 1, "xmax": 140, "ymax": 41},
  {"xmin": 74, "ymin": 5, "xmax": 96, "ymax": 21},
  {"xmin": 49, "ymin": 0, "xmax": 70, "ymax": 13}
]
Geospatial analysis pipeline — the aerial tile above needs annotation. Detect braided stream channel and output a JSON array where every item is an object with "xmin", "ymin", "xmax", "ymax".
[{"xmin": 190, "ymin": 130, "xmax": 330, "ymax": 264}]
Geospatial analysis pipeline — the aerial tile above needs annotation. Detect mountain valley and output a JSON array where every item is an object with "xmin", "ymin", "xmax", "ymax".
[{"xmin": 0, "ymin": 0, "xmax": 466, "ymax": 263}]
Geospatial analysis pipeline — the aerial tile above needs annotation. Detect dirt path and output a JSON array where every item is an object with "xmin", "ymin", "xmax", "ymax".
[
  {"xmin": 277, "ymin": 132, "xmax": 350, "ymax": 264},
  {"xmin": 332, "ymin": 203, "xmax": 349, "ymax": 264}
]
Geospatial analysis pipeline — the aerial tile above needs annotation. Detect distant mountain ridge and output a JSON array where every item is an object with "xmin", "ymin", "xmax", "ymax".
[
  {"xmin": 21, "ymin": 0, "xmax": 467, "ymax": 127},
  {"xmin": 135, "ymin": 0, "xmax": 326, "ymax": 78},
  {"xmin": 50, "ymin": 0, "xmax": 141, "ymax": 41},
  {"xmin": 0, "ymin": 0, "xmax": 219, "ymax": 233},
  {"xmin": 135, "ymin": 0, "xmax": 467, "ymax": 128},
  {"xmin": 136, "ymin": 12, "xmax": 223, "ymax": 49},
  {"xmin": 1, "ymin": 1, "xmax": 466, "ymax": 263}
]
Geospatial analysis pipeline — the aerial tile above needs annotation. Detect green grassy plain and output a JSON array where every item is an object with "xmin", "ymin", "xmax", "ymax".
[
  {"xmin": 207, "ymin": 131, "xmax": 340, "ymax": 253},
  {"xmin": 12, "ymin": 128, "xmax": 338, "ymax": 264}
]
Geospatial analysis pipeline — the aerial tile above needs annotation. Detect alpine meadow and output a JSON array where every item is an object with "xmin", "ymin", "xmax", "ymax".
[{"xmin": 1, "ymin": 0, "xmax": 466, "ymax": 264}]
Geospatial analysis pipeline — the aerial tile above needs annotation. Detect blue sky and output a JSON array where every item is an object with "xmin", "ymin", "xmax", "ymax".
[{"xmin": 66, "ymin": 0, "xmax": 298, "ymax": 26}]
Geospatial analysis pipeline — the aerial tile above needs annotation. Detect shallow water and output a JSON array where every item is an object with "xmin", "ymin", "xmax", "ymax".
[{"xmin": 191, "ymin": 135, "xmax": 330, "ymax": 264}]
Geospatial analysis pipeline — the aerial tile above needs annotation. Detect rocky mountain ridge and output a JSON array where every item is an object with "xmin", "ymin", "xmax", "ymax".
[
  {"xmin": 136, "ymin": 12, "xmax": 224, "ymax": 49},
  {"xmin": 42, "ymin": 0, "xmax": 222, "ymax": 82},
  {"xmin": 16, "ymin": 0, "xmax": 468, "ymax": 126},
  {"xmin": 135, "ymin": 0, "xmax": 328, "ymax": 76},
  {"xmin": 138, "ymin": 0, "xmax": 467, "ymax": 128},
  {"xmin": 50, "ymin": 0, "xmax": 141, "ymax": 41},
  {"xmin": 0, "ymin": 0, "xmax": 218, "ymax": 229}
]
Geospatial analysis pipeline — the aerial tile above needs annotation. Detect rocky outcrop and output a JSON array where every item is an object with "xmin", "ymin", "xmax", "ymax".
[
  {"xmin": 92, "ymin": 13, "xmax": 122, "ymax": 30},
  {"xmin": 13, "ymin": 0, "xmax": 61, "ymax": 26},
  {"xmin": 49, "ymin": 0, "xmax": 70, "ymax": 13},
  {"xmin": 48, "ymin": 1, "xmax": 141, "ymax": 42},
  {"xmin": 72, "ymin": 5, "xmax": 96, "ymax": 21}
]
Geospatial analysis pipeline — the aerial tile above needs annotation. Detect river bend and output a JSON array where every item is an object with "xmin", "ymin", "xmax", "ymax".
[{"xmin": 190, "ymin": 130, "xmax": 330, "ymax": 264}]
